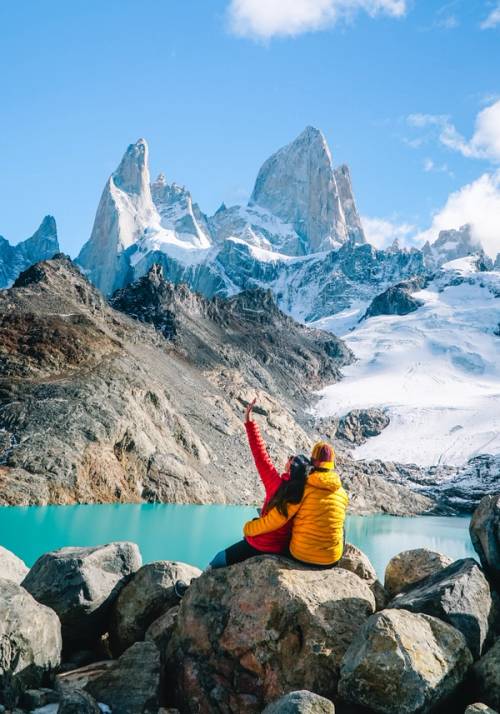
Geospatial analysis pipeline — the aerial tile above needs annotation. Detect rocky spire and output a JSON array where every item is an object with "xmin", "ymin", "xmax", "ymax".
[
  {"xmin": 249, "ymin": 126, "xmax": 348, "ymax": 252},
  {"xmin": 77, "ymin": 139, "xmax": 160, "ymax": 295},
  {"xmin": 334, "ymin": 164, "xmax": 366, "ymax": 244},
  {"xmin": 0, "ymin": 216, "xmax": 60, "ymax": 288}
]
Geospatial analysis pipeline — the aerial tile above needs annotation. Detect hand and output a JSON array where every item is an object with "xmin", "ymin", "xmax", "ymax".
[{"xmin": 245, "ymin": 397, "xmax": 257, "ymax": 422}]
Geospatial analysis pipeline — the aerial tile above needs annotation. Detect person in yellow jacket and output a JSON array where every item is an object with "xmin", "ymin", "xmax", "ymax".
[{"xmin": 243, "ymin": 441, "xmax": 349, "ymax": 567}]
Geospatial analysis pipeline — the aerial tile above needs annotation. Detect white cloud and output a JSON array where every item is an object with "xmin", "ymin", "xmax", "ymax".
[
  {"xmin": 415, "ymin": 171, "xmax": 500, "ymax": 258},
  {"xmin": 423, "ymin": 157, "xmax": 453, "ymax": 176},
  {"xmin": 480, "ymin": 3, "xmax": 500, "ymax": 29},
  {"xmin": 361, "ymin": 216, "xmax": 416, "ymax": 250},
  {"xmin": 227, "ymin": 0, "xmax": 406, "ymax": 39},
  {"xmin": 407, "ymin": 100, "xmax": 500, "ymax": 163}
]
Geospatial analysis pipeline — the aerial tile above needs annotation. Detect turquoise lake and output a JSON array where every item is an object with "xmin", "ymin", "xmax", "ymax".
[{"xmin": 0, "ymin": 504, "xmax": 475, "ymax": 578}]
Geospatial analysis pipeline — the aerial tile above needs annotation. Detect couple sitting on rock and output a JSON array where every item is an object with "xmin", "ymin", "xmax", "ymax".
[{"xmin": 176, "ymin": 398, "xmax": 349, "ymax": 598}]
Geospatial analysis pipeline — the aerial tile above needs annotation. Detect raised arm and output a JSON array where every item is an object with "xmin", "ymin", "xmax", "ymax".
[
  {"xmin": 244, "ymin": 399, "xmax": 281, "ymax": 496},
  {"xmin": 243, "ymin": 502, "xmax": 300, "ymax": 537}
]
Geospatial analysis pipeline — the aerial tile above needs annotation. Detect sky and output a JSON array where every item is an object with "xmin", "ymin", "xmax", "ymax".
[{"xmin": 0, "ymin": 0, "xmax": 499, "ymax": 257}]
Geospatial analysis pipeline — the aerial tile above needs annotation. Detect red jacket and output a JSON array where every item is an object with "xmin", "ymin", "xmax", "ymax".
[{"xmin": 244, "ymin": 421, "xmax": 292, "ymax": 553}]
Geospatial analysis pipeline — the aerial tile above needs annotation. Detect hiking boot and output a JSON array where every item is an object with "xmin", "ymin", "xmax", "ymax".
[{"xmin": 174, "ymin": 579, "xmax": 189, "ymax": 599}]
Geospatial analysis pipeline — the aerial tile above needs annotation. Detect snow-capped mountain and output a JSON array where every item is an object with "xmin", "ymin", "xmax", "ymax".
[
  {"xmin": 315, "ymin": 256, "xmax": 500, "ymax": 468},
  {"xmin": 0, "ymin": 215, "xmax": 59, "ymax": 288}
]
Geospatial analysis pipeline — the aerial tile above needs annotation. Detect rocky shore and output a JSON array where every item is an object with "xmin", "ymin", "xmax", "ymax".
[{"xmin": 0, "ymin": 494, "xmax": 499, "ymax": 714}]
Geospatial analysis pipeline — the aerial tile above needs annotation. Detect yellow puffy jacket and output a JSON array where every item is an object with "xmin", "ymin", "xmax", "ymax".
[{"xmin": 244, "ymin": 469, "xmax": 349, "ymax": 566}]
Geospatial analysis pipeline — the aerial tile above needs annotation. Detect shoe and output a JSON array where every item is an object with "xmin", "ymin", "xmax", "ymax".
[{"xmin": 174, "ymin": 580, "xmax": 189, "ymax": 599}]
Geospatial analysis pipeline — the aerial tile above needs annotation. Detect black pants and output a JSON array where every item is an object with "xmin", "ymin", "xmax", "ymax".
[{"xmin": 210, "ymin": 539, "xmax": 263, "ymax": 569}]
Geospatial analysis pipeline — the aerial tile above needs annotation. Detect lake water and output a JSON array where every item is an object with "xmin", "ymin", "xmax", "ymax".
[{"xmin": 0, "ymin": 504, "xmax": 475, "ymax": 578}]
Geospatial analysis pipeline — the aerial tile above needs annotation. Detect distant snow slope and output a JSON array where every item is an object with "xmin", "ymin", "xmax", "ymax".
[{"xmin": 314, "ymin": 256, "xmax": 500, "ymax": 466}]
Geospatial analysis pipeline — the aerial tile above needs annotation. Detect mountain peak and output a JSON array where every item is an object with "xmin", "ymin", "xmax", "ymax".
[
  {"xmin": 249, "ymin": 126, "xmax": 345, "ymax": 252},
  {"xmin": 113, "ymin": 138, "xmax": 150, "ymax": 195}
]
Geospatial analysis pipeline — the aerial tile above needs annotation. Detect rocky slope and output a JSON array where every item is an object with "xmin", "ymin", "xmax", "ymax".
[
  {"xmin": 0, "ymin": 255, "xmax": 434, "ymax": 513},
  {"xmin": 0, "ymin": 215, "xmax": 59, "ymax": 288},
  {"xmin": 0, "ymin": 494, "xmax": 499, "ymax": 713}
]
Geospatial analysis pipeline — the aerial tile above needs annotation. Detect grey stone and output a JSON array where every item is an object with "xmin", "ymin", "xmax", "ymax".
[
  {"xmin": 110, "ymin": 560, "xmax": 200, "ymax": 655},
  {"xmin": 336, "ymin": 408, "xmax": 390, "ymax": 445},
  {"xmin": 21, "ymin": 688, "xmax": 59, "ymax": 710},
  {"xmin": 465, "ymin": 705, "xmax": 499, "ymax": 714},
  {"xmin": 390, "ymin": 558, "xmax": 495, "ymax": 658},
  {"xmin": 57, "ymin": 689, "xmax": 100, "ymax": 714},
  {"xmin": 337, "ymin": 542, "xmax": 387, "ymax": 610},
  {"xmin": 145, "ymin": 606, "xmax": 179, "ymax": 650},
  {"xmin": 471, "ymin": 637, "xmax": 500, "ymax": 711},
  {"xmin": 85, "ymin": 642, "xmax": 160, "ymax": 714},
  {"xmin": 22, "ymin": 543, "xmax": 141, "ymax": 649},
  {"xmin": 338, "ymin": 608, "xmax": 473, "ymax": 714},
  {"xmin": 0, "ymin": 578, "xmax": 62, "ymax": 708},
  {"xmin": 261, "ymin": 690, "xmax": 335, "ymax": 713},
  {"xmin": 384, "ymin": 548, "xmax": 453, "ymax": 598},
  {"xmin": 470, "ymin": 494, "xmax": 500, "ymax": 588},
  {"xmin": 0, "ymin": 546, "xmax": 28, "ymax": 584}
]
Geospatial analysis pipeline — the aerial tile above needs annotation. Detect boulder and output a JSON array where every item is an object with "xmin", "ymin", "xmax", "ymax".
[
  {"xmin": 470, "ymin": 494, "xmax": 500, "ymax": 588},
  {"xmin": 471, "ymin": 637, "xmax": 500, "ymax": 711},
  {"xmin": 336, "ymin": 409, "xmax": 390, "ymax": 445},
  {"xmin": 85, "ymin": 641, "xmax": 160, "ymax": 714},
  {"xmin": 55, "ymin": 662, "xmax": 115, "ymax": 694},
  {"xmin": 337, "ymin": 542, "xmax": 387, "ymax": 609},
  {"xmin": 22, "ymin": 543, "xmax": 141, "ymax": 649},
  {"xmin": 110, "ymin": 560, "xmax": 200, "ymax": 655},
  {"xmin": 145, "ymin": 606, "xmax": 179, "ymax": 650},
  {"xmin": 21, "ymin": 687, "xmax": 59, "ymax": 709},
  {"xmin": 0, "ymin": 546, "xmax": 29, "ymax": 584},
  {"xmin": 57, "ymin": 689, "xmax": 100, "ymax": 714},
  {"xmin": 0, "ymin": 578, "xmax": 62, "ymax": 708},
  {"xmin": 261, "ymin": 690, "xmax": 335, "ymax": 713},
  {"xmin": 384, "ymin": 548, "xmax": 453, "ymax": 598},
  {"xmin": 465, "ymin": 705, "xmax": 499, "ymax": 714},
  {"xmin": 165, "ymin": 555, "xmax": 375, "ymax": 712},
  {"xmin": 389, "ymin": 558, "xmax": 495, "ymax": 658},
  {"xmin": 338, "ymin": 608, "xmax": 473, "ymax": 714}
]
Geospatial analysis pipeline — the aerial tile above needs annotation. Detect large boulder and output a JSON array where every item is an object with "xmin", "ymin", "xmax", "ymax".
[
  {"xmin": 389, "ymin": 558, "xmax": 495, "ymax": 658},
  {"xmin": 261, "ymin": 690, "xmax": 335, "ymax": 713},
  {"xmin": 85, "ymin": 641, "xmax": 161, "ymax": 714},
  {"xmin": 109, "ymin": 560, "xmax": 200, "ymax": 655},
  {"xmin": 338, "ymin": 608, "xmax": 473, "ymax": 714},
  {"xmin": 22, "ymin": 543, "xmax": 141, "ymax": 650},
  {"xmin": 145, "ymin": 606, "xmax": 179, "ymax": 650},
  {"xmin": 0, "ymin": 578, "xmax": 62, "ymax": 708},
  {"xmin": 0, "ymin": 546, "xmax": 29, "ymax": 584},
  {"xmin": 384, "ymin": 548, "xmax": 453, "ymax": 598},
  {"xmin": 337, "ymin": 542, "xmax": 387, "ymax": 609},
  {"xmin": 465, "ymin": 705, "xmax": 499, "ymax": 714},
  {"xmin": 471, "ymin": 637, "xmax": 500, "ymax": 711},
  {"xmin": 165, "ymin": 556, "xmax": 375, "ymax": 713},
  {"xmin": 470, "ymin": 494, "xmax": 500, "ymax": 588}
]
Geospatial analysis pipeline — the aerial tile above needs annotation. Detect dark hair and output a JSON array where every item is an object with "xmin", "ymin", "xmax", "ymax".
[{"xmin": 267, "ymin": 454, "xmax": 311, "ymax": 517}]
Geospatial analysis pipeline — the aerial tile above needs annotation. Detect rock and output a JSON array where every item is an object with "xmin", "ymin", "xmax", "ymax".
[
  {"xmin": 21, "ymin": 688, "xmax": 59, "ymax": 709},
  {"xmin": 55, "ymin": 662, "xmax": 115, "ymax": 694},
  {"xmin": 338, "ymin": 608, "xmax": 473, "ymax": 714},
  {"xmin": 362, "ymin": 278, "xmax": 425, "ymax": 319},
  {"xmin": 109, "ymin": 561, "xmax": 200, "ymax": 655},
  {"xmin": 261, "ymin": 690, "xmax": 335, "ymax": 713},
  {"xmin": 0, "ymin": 578, "xmax": 62, "ymax": 708},
  {"xmin": 0, "ymin": 215, "xmax": 59, "ymax": 289},
  {"xmin": 85, "ymin": 642, "xmax": 160, "ymax": 714},
  {"xmin": 465, "ymin": 705, "xmax": 499, "ymax": 714},
  {"xmin": 336, "ymin": 409, "xmax": 390, "ymax": 445},
  {"xmin": 145, "ymin": 606, "xmax": 179, "ymax": 650},
  {"xmin": 165, "ymin": 556, "xmax": 375, "ymax": 712},
  {"xmin": 0, "ymin": 546, "xmax": 28, "ymax": 584},
  {"xmin": 337, "ymin": 542, "xmax": 387, "ymax": 610},
  {"xmin": 471, "ymin": 637, "xmax": 500, "ymax": 711},
  {"xmin": 22, "ymin": 543, "xmax": 141, "ymax": 650},
  {"xmin": 389, "ymin": 558, "xmax": 494, "ymax": 659},
  {"xmin": 470, "ymin": 494, "xmax": 500, "ymax": 587},
  {"xmin": 57, "ymin": 689, "xmax": 100, "ymax": 714},
  {"xmin": 384, "ymin": 548, "xmax": 453, "ymax": 598}
]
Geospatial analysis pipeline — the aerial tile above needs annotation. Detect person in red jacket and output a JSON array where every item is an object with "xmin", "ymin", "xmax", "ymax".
[{"xmin": 207, "ymin": 397, "xmax": 298, "ymax": 568}]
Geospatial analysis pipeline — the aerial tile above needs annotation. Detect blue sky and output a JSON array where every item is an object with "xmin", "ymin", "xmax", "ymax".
[{"xmin": 0, "ymin": 0, "xmax": 499, "ymax": 256}]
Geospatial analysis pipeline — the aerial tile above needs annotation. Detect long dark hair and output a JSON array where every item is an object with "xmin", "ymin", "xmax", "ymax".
[{"xmin": 267, "ymin": 454, "xmax": 311, "ymax": 517}]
